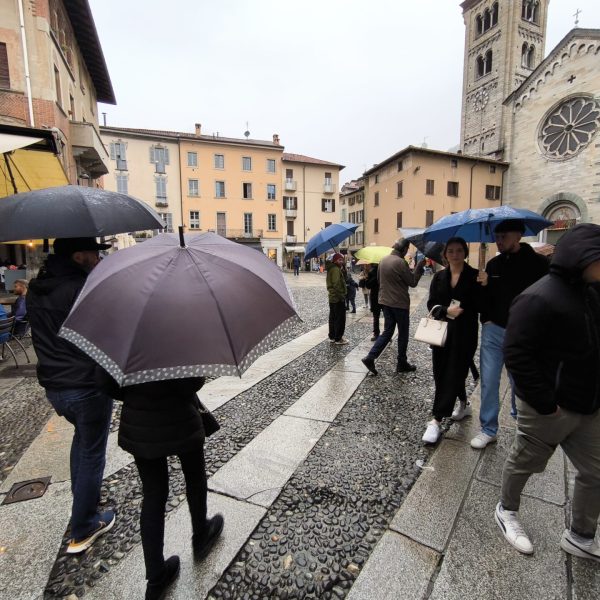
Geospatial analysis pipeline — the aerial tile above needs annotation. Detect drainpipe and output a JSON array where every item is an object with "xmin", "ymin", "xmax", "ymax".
[
  {"xmin": 18, "ymin": 0, "xmax": 35, "ymax": 126},
  {"xmin": 177, "ymin": 138, "xmax": 184, "ymax": 231}
]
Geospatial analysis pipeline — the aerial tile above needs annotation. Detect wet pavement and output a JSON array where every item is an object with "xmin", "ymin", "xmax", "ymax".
[{"xmin": 0, "ymin": 272, "xmax": 598, "ymax": 599}]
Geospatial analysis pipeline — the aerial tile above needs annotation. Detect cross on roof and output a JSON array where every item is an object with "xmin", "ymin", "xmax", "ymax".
[
  {"xmin": 568, "ymin": 75, "xmax": 577, "ymax": 84},
  {"xmin": 574, "ymin": 8, "xmax": 581, "ymax": 26}
]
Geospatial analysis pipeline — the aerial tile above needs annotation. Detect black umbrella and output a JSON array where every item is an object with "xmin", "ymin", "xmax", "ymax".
[
  {"xmin": 405, "ymin": 233, "xmax": 445, "ymax": 264},
  {"xmin": 0, "ymin": 185, "xmax": 165, "ymax": 242}
]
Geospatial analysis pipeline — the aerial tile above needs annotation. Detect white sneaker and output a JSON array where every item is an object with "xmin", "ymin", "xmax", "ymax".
[
  {"xmin": 470, "ymin": 432, "xmax": 497, "ymax": 449},
  {"xmin": 422, "ymin": 420, "xmax": 441, "ymax": 444},
  {"xmin": 494, "ymin": 503, "xmax": 533, "ymax": 555},
  {"xmin": 334, "ymin": 338, "xmax": 349, "ymax": 345},
  {"xmin": 451, "ymin": 401, "xmax": 472, "ymax": 421},
  {"xmin": 560, "ymin": 529, "xmax": 600, "ymax": 562}
]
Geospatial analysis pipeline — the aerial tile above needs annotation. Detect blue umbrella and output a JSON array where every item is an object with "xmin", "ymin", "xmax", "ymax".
[
  {"xmin": 304, "ymin": 222, "xmax": 358, "ymax": 259},
  {"xmin": 423, "ymin": 206, "xmax": 553, "ymax": 243}
]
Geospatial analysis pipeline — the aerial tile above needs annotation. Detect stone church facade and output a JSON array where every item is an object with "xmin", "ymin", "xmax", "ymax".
[{"xmin": 459, "ymin": 0, "xmax": 600, "ymax": 238}]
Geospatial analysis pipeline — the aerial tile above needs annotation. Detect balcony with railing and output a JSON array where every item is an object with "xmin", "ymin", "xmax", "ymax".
[
  {"xmin": 155, "ymin": 199, "xmax": 168, "ymax": 208},
  {"xmin": 284, "ymin": 209, "xmax": 297, "ymax": 219},
  {"xmin": 286, "ymin": 234, "xmax": 297, "ymax": 243},
  {"xmin": 284, "ymin": 179, "xmax": 297, "ymax": 191},
  {"xmin": 323, "ymin": 182, "xmax": 336, "ymax": 193},
  {"xmin": 208, "ymin": 228, "xmax": 263, "ymax": 239}
]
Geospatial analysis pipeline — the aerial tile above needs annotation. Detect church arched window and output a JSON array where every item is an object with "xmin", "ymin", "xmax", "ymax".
[
  {"xmin": 484, "ymin": 50, "xmax": 493, "ymax": 74},
  {"xmin": 483, "ymin": 9, "xmax": 491, "ymax": 31},
  {"xmin": 491, "ymin": 3, "xmax": 499, "ymax": 26},
  {"xmin": 532, "ymin": 1, "xmax": 539, "ymax": 23},
  {"xmin": 476, "ymin": 14, "xmax": 483, "ymax": 36},
  {"xmin": 476, "ymin": 55, "xmax": 485, "ymax": 78},
  {"xmin": 527, "ymin": 45, "xmax": 535, "ymax": 68},
  {"xmin": 522, "ymin": 0, "xmax": 539, "ymax": 24},
  {"xmin": 521, "ymin": 43, "xmax": 535, "ymax": 68}
]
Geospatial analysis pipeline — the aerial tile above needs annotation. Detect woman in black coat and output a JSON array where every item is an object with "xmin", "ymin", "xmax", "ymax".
[
  {"xmin": 117, "ymin": 377, "xmax": 224, "ymax": 600},
  {"xmin": 422, "ymin": 238, "xmax": 481, "ymax": 444}
]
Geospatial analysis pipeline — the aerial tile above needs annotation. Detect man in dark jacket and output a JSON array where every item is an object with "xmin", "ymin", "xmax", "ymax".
[
  {"xmin": 495, "ymin": 224, "xmax": 600, "ymax": 561},
  {"xmin": 361, "ymin": 239, "xmax": 425, "ymax": 375},
  {"xmin": 27, "ymin": 237, "xmax": 115, "ymax": 554},
  {"xmin": 326, "ymin": 253, "xmax": 348, "ymax": 344},
  {"xmin": 471, "ymin": 220, "xmax": 549, "ymax": 449},
  {"xmin": 365, "ymin": 264, "xmax": 381, "ymax": 341}
]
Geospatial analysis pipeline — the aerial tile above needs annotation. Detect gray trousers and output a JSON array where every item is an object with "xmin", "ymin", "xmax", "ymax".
[{"xmin": 501, "ymin": 398, "xmax": 600, "ymax": 538}]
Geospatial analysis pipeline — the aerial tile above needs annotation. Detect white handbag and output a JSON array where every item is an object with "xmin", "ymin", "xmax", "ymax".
[{"xmin": 414, "ymin": 305, "xmax": 448, "ymax": 347}]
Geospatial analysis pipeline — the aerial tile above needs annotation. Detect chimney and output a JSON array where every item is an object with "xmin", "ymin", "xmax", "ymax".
[
  {"xmin": 273, "ymin": 134, "xmax": 280, "ymax": 145},
  {"xmin": 194, "ymin": 123, "xmax": 202, "ymax": 136}
]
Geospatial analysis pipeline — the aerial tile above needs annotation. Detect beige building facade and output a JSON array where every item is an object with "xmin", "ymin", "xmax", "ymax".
[
  {"xmin": 339, "ymin": 181, "xmax": 365, "ymax": 254},
  {"xmin": 363, "ymin": 146, "xmax": 507, "ymax": 264},
  {"xmin": 281, "ymin": 153, "xmax": 344, "ymax": 266}
]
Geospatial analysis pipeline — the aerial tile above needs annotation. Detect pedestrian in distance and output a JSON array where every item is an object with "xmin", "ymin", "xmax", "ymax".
[
  {"xmin": 471, "ymin": 219, "xmax": 549, "ymax": 449},
  {"xmin": 292, "ymin": 254, "xmax": 301, "ymax": 276},
  {"xmin": 11, "ymin": 278, "xmax": 28, "ymax": 336},
  {"xmin": 344, "ymin": 268, "xmax": 358, "ymax": 313},
  {"xmin": 361, "ymin": 239, "xmax": 426, "ymax": 375},
  {"xmin": 105, "ymin": 376, "xmax": 224, "ymax": 599},
  {"xmin": 27, "ymin": 237, "xmax": 115, "ymax": 554},
  {"xmin": 358, "ymin": 268, "xmax": 369, "ymax": 308},
  {"xmin": 326, "ymin": 253, "xmax": 348, "ymax": 345},
  {"xmin": 422, "ymin": 238, "xmax": 481, "ymax": 444},
  {"xmin": 496, "ymin": 224, "xmax": 600, "ymax": 562},
  {"xmin": 365, "ymin": 263, "xmax": 381, "ymax": 341}
]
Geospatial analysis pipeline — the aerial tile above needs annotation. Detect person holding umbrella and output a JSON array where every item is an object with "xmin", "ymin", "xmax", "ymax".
[
  {"xmin": 326, "ymin": 253, "xmax": 348, "ymax": 344},
  {"xmin": 27, "ymin": 237, "xmax": 115, "ymax": 554}
]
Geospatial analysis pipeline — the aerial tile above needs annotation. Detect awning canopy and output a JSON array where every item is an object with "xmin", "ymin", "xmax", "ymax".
[
  {"xmin": 284, "ymin": 246, "xmax": 305, "ymax": 253},
  {"xmin": 1, "ymin": 125, "xmax": 68, "ymax": 198}
]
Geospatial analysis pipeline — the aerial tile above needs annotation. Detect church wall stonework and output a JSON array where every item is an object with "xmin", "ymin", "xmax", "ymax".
[{"xmin": 503, "ymin": 39, "xmax": 600, "ymax": 227}]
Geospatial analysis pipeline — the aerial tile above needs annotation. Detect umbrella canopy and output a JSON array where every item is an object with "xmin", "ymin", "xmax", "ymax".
[
  {"xmin": 304, "ymin": 222, "xmax": 358, "ymax": 259},
  {"xmin": 354, "ymin": 246, "xmax": 392, "ymax": 264},
  {"xmin": 422, "ymin": 206, "xmax": 553, "ymax": 243},
  {"xmin": 404, "ymin": 233, "xmax": 445, "ymax": 264},
  {"xmin": 0, "ymin": 185, "xmax": 165, "ymax": 242},
  {"xmin": 59, "ymin": 232, "xmax": 298, "ymax": 386}
]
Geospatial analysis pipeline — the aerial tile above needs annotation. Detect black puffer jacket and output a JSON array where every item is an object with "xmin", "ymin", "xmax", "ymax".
[
  {"xmin": 504, "ymin": 224, "xmax": 600, "ymax": 415},
  {"xmin": 116, "ymin": 377, "xmax": 206, "ymax": 459},
  {"xmin": 481, "ymin": 242, "xmax": 548, "ymax": 327},
  {"xmin": 27, "ymin": 255, "xmax": 98, "ymax": 390}
]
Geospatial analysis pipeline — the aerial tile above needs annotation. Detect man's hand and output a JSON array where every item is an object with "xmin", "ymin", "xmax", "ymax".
[{"xmin": 477, "ymin": 271, "xmax": 488, "ymax": 286}]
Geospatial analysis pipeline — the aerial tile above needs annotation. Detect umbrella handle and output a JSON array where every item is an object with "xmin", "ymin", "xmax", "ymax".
[
  {"xmin": 478, "ymin": 243, "xmax": 487, "ymax": 272},
  {"xmin": 178, "ymin": 226, "xmax": 185, "ymax": 248}
]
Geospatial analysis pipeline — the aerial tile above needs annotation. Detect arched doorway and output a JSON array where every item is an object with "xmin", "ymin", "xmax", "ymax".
[{"xmin": 538, "ymin": 192, "xmax": 587, "ymax": 245}]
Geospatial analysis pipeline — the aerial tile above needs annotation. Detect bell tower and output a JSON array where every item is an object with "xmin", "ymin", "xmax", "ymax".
[{"xmin": 459, "ymin": 0, "xmax": 549, "ymax": 158}]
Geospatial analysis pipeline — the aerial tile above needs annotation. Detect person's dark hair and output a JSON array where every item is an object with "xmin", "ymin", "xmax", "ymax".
[
  {"xmin": 443, "ymin": 237, "xmax": 469, "ymax": 260},
  {"xmin": 393, "ymin": 238, "xmax": 410, "ymax": 256},
  {"xmin": 494, "ymin": 219, "xmax": 525, "ymax": 234}
]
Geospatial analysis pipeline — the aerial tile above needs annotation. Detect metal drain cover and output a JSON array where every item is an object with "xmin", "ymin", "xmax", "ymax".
[{"xmin": 2, "ymin": 477, "xmax": 51, "ymax": 504}]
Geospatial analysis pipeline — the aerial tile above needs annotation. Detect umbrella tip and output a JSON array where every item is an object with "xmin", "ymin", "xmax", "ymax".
[{"xmin": 178, "ymin": 226, "xmax": 186, "ymax": 248}]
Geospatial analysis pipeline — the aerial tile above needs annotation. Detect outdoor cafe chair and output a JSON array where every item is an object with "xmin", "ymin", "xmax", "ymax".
[{"xmin": 0, "ymin": 316, "xmax": 31, "ymax": 368}]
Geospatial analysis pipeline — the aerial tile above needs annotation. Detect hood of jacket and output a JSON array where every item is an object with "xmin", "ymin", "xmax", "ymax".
[
  {"xmin": 550, "ymin": 223, "xmax": 600, "ymax": 282},
  {"xmin": 29, "ymin": 254, "xmax": 87, "ymax": 296}
]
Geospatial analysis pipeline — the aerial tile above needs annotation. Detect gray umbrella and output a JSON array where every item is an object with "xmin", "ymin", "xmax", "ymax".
[
  {"xmin": 0, "ymin": 185, "xmax": 165, "ymax": 242},
  {"xmin": 59, "ymin": 231, "xmax": 299, "ymax": 386}
]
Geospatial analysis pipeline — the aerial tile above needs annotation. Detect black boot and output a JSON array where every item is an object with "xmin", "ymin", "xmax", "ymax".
[
  {"xmin": 145, "ymin": 555, "xmax": 180, "ymax": 600},
  {"xmin": 396, "ymin": 362, "xmax": 417, "ymax": 373},
  {"xmin": 192, "ymin": 514, "xmax": 224, "ymax": 561}
]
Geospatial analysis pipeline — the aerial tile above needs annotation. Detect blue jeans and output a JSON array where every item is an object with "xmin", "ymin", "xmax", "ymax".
[
  {"xmin": 46, "ymin": 388, "xmax": 113, "ymax": 539},
  {"xmin": 479, "ymin": 323, "xmax": 516, "ymax": 436},
  {"xmin": 366, "ymin": 306, "xmax": 410, "ymax": 365}
]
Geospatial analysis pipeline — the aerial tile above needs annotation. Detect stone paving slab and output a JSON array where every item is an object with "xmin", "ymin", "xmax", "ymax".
[
  {"xmin": 0, "ymin": 481, "xmax": 71, "ymax": 600},
  {"xmin": 0, "ymin": 375, "xmax": 23, "ymax": 396},
  {"xmin": 208, "ymin": 415, "xmax": 329, "ymax": 507},
  {"xmin": 476, "ymin": 426, "xmax": 566, "ymax": 506},
  {"xmin": 87, "ymin": 492, "xmax": 266, "ymax": 599},
  {"xmin": 346, "ymin": 531, "xmax": 440, "ymax": 600},
  {"xmin": 572, "ymin": 558, "xmax": 600, "ymax": 600},
  {"xmin": 443, "ymin": 384, "xmax": 481, "ymax": 444},
  {"xmin": 429, "ymin": 479, "xmax": 568, "ymax": 600},
  {"xmin": 390, "ymin": 439, "xmax": 481, "ymax": 552},
  {"xmin": 284, "ymin": 371, "xmax": 365, "ymax": 422}
]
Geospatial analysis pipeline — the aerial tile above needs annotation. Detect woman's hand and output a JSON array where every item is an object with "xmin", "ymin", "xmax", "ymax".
[
  {"xmin": 447, "ymin": 305, "xmax": 464, "ymax": 319},
  {"xmin": 477, "ymin": 271, "xmax": 488, "ymax": 286}
]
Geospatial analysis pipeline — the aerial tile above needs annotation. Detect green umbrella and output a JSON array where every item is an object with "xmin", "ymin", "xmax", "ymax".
[{"xmin": 354, "ymin": 246, "xmax": 392, "ymax": 264}]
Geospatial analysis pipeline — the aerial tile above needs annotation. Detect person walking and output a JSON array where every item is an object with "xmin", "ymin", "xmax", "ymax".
[
  {"xmin": 292, "ymin": 254, "xmax": 301, "ymax": 276},
  {"xmin": 361, "ymin": 239, "xmax": 425, "ymax": 375},
  {"xmin": 11, "ymin": 278, "xmax": 28, "ymax": 336},
  {"xmin": 326, "ymin": 253, "xmax": 348, "ymax": 345},
  {"xmin": 111, "ymin": 377, "xmax": 224, "ymax": 599},
  {"xmin": 421, "ymin": 238, "xmax": 481, "ymax": 444},
  {"xmin": 358, "ymin": 268, "xmax": 369, "ymax": 309},
  {"xmin": 344, "ymin": 268, "xmax": 358, "ymax": 313},
  {"xmin": 495, "ymin": 224, "xmax": 600, "ymax": 561},
  {"xmin": 365, "ymin": 263, "xmax": 381, "ymax": 341},
  {"xmin": 471, "ymin": 220, "xmax": 549, "ymax": 449},
  {"xmin": 27, "ymin": 237, "xmax": 115, "ymax": 554}
]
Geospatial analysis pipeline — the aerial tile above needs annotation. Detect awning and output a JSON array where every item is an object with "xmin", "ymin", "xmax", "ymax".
[
  {"xmin": 1, "ymin": 125, "xmax": 68, "ymax": 198},
  {"xmin": 284, "ymin": 246, "xmax": 305, "ymax": 253}
]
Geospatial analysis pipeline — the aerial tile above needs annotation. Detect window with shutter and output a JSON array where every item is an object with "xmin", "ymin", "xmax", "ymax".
[{"xmin": 0, "ymin": 43, "xmax": 10, "ymax": 89}]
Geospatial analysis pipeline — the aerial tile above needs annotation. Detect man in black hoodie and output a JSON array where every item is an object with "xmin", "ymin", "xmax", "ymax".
[
  {"xmin": 471, "ymin": 220, "xmax": 549, "ymax": 449},
  {"xmin": 28, "ymin": 237, "xmax": 115, "ymax": 554},
  {"xmin": 495, "ymin": 224, "xmax": 600, "ymax": 562}
]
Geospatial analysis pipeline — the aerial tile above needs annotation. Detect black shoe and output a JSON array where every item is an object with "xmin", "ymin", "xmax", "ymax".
[
  {"xmin": 192, "ymin": 514, "xmax": 224, "ymax": 561},
  {"xmin": 396, "ymin": 362, "xmax": 417, "ymax": 373},
  {"xmin": 361, "ymin": 357, "xmax": 378, "ymax": 375},
  {"xmin": 145, "ymin": 555, "xmax": 180, "ymax": 600}
]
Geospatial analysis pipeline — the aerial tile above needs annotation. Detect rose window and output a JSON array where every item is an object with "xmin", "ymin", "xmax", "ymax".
[{"xmin": 540, "ymin": 97, "xmax": 600, "ymax": 159}]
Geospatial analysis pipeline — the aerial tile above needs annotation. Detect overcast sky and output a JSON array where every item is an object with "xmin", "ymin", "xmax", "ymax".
[{"xmin": 90, "ymin": 0, "xmax": 600, "ymax": 183}]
